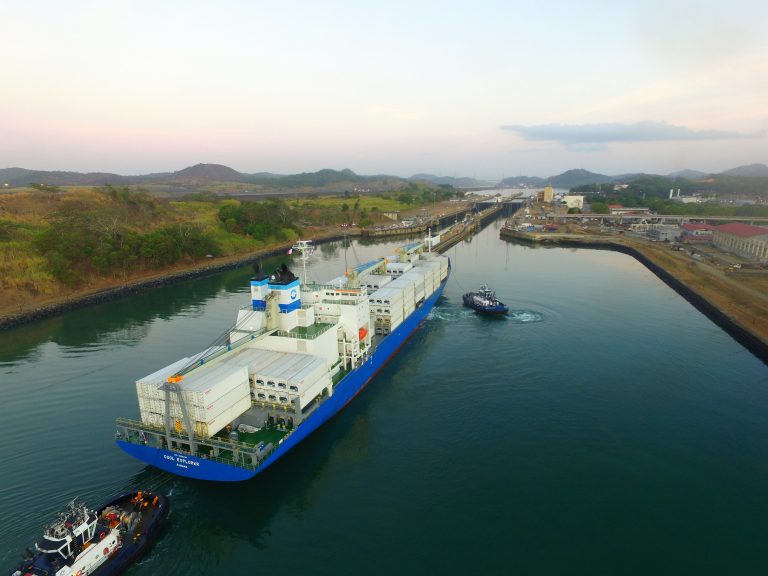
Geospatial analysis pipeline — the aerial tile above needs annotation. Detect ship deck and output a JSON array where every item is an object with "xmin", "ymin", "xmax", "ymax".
[{"xmin": 116, "ymin": 417, "xmax": 290, "ymax": 469}]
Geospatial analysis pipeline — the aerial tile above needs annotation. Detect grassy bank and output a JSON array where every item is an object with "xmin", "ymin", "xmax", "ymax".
[{"xmin": 0, "ymin": 185, "xmax": 460, "ymax": 327}]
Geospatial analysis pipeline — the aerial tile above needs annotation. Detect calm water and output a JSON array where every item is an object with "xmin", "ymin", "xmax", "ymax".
[{"xmin": 2, "ymin": 220, "xmax": 768, "ymax": 575}]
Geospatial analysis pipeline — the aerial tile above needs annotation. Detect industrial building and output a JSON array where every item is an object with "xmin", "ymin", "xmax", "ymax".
[
  {"xmin": 562, "ymin": 195, "xmax": 584, "ymax": 210},
  {"xmin": 646, "ymin": 224, "xmax": 681, "ymax": 242},
  {"xmin": 681, "ymin": 223, "xmax": 715, "ymax": 242},
  {"xmin": 712, "ymin": 223, "xmax": 768, "ymax": 263}
]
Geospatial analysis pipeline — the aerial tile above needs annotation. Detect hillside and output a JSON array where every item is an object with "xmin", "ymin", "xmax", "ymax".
[
  {"xmin": 3, "ymin": 162, "xmax": 767, "ymax": 195},
  {"xmin": 720, "ymin": 163, "xmax": 768, "ymax": 178},
  {"xmin": 0, "ymin": 164, "xmax": 410, "ymax": 193},
  {"xmin": 163, "ymin": 163, "xmax": 248, "ymax": 184},
  {"xmin": 549, "ymin": 169, "xmax": 613, "ymax": 189},
  {"xmin": 668, "ymin": 169, "xmax": 707, "ymax": 179},
  {"xmin": 0, "ymin": 168, "xmax": 130, "ymax": 187},
  {"xmin": 410, "ymin": 174, "xmax": 486, "ymax": 187}
]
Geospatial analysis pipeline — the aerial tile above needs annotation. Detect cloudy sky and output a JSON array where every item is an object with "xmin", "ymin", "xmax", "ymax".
[{"xmin": 2, "ymin": 0, "xmax": 766, "ymax": 178}]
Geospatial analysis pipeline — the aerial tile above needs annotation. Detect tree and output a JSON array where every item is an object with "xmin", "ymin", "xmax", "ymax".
[{"xmin": 590, "ymin": 202, "xmax": 609, "ymax": 214}]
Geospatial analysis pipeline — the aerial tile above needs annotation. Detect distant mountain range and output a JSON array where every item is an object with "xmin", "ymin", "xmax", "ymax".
[
  {"xmin": 409, "ymin": 174, "xmax": 490, "ymax": 187},
  {"xmin": 1, "ymin": 162, "xmax": 766, "ymax": 192},
  {"xmin": 0, "ymin": 164, "xmax": 403, "ymax": 192},
  {"xmin": 500, "ymin": 163, "xmax": 768, "ymax": 189}
]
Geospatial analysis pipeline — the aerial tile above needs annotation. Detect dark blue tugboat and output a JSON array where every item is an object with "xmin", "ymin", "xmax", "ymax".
[
  {"xmin": 462, "ymin": 284, "xmax": 509, "ymax": 315},
  {"xmin": 10, "ymin": 491, "xmax": 168, "ymax": 576}
]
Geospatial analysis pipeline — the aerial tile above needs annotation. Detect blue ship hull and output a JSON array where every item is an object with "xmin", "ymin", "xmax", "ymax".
[{"xmin": 116, "ymin": 274, "xmax": 448, "ymax": 482}]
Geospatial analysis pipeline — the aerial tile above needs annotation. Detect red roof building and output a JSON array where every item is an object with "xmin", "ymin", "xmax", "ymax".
[
  {"xmin": 712, "ymin": 223, "xmax": 768, "ymax": 262},
  {"xmin": 681, "ymin": 223, "xmax": 715, "ymax": 242},
  {"xmin": 682, "ymin": 223, "xmax": 715, "ymax": 232}
]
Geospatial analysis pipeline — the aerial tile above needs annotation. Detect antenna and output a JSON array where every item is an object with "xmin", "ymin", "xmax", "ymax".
[{"xmin": 291, "ymin": 240, "xmax": 315, "ymax": 284}]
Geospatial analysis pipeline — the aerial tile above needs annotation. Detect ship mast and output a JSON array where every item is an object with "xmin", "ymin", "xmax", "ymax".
[{"xmin": 291, "ymin": 240, "xmax": 315, "ymax": 285}]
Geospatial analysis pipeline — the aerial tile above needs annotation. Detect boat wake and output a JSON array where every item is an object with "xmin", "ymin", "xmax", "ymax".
[
  {"xmin": 429, "ymin": 307, "xmax": 544, "ymax": 324},
  {"xmin": 505, "ymin": 310, "xmax": 544, "ymax": 324},
  {"xmin": 428, "ymin": 308, "xmax": 478, "ymax": 322}
]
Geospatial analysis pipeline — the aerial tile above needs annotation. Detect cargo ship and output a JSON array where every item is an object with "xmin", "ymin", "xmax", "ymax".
[{"xmin": 115, "ymin": 240, "xmax": 450, "ymax": 481}]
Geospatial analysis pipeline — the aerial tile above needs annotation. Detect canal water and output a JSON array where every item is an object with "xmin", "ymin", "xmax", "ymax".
[{"xmin": 2, "ymin": 219, "xmax": 768, "ymax": 575}]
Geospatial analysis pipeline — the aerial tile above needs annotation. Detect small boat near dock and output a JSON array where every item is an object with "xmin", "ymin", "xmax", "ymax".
[
  {"xmin": 10, "ymin": 491, "xmax": 168, "ymax": 576},
  {"xmin": 462, "ymin": 284, "xmax": 509, "ymax": 315}
]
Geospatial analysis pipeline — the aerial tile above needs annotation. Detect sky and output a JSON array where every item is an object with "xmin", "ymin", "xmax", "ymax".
[{"xmin": 1, "ymin": 0, "xmax": 767, "ymax": 179}]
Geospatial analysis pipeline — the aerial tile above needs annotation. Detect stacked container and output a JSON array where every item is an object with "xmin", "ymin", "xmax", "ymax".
[
  {"xmin": 385, "ymin": 261, "xmax": 413, "ymax": 276},
  {"xmin": 359, "ymin": 274, "xmax": 392, "ymax": 291},
  {"xmin": 415, "ymin": 260, "xmax": 441, "ymax": 297},
  {"xmin": 369, "ymin": 286, "xmax": 405, "ymax": 336},
  {"xmin": 136, "ymin": 362, "xmax": 251, "ymax": 438},
  {"xmin": 438, "ymin": 255, "xmax": 449, "ymax": 280},
  {"xmin": 401, "ymin": 269, "xmax": 426, "ymax": 305},
  {"xmin": 388, "ymin": 275, "xmax": 417, "ymax": 317},
  {"xmin": 250, "ymin": 350, "xmax": 330, "ymax": 410}
]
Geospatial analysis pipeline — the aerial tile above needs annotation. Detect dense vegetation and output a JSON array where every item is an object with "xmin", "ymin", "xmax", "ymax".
[
  {"xmin": 574, "ymin": 174, "xmax": 764, "ymax": 198},
  {"xmin": 34, "ymin": 187, "xmax": 222, "ymax": 285},
  {"xmin": 584, "ymin": 193, "xmax": 768, "ymax": 217},
  {"xmin": 0, "ymin": 184, "xmax": 457, "ymax": 298},
  {"xmin": 571, "ymin": 174, "xmax": 768, "ymax": 216}
]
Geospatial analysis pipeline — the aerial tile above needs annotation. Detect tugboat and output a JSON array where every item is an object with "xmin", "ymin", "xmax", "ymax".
[
  {"xmin": 10, "ymin": 491, "xmax": 168, "ymax": 576},
  {"xmin": 462, "ymin": 284, "xmax": 509, "ymax": 315}
]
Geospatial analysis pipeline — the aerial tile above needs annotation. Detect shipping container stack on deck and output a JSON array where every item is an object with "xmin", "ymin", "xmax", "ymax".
[
  {"xmin": 135, "ymin": 346, "xmax": 334, "ymax": 437},
  {"xmin": 136, "ymin": 357, "xmax": 251, "ymax": 438}
]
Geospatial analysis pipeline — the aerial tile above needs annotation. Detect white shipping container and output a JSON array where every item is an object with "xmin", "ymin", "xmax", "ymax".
[
  {"xmin": 416, "ymin": 261, "xmax": 441, "ymax": 284},
  {"xmin": 299, "ymin": 373, "xmax": 331, "ymax": 409},
  {"xmin": 382, "ymin": 312, "xmax": 403, "ymax": 323},
  {"xmin": 388, "ymin": 285, "xmax": 414, "ymax": 301},
  {"xmin": 386, "ymin": 262, "xmax": 413, "ymax": 275},
  {"xmin": 196, "ymin": 393, "xmax": 252, "ymax": 437},
  {"xmin": 249, "ymin": 350, "xmax": 329, "ymax": 397},
  {"xmin": 136, "ymin": 356, "xmax": 196, "ymax": 401},
  {"xmin": 360, "ymin": 274, "xmax": 392, "ymax": 290},
  {"xmin": 142, "ymin": 392, "xmax": 252, "ymax": 438},
  {"xmin": 287, "ymin": 357, "xmax": 327, "ymax": 389},
  {"xmin": 384, "ymin": 299, "xmax": 404, "ymax": 317},
  {"xmin": 266, "ymin": 354, "xmax": 312, "ymax": 382},
  {"xmin": 139, "ymin": 378, "xmax": 251, "ymax": 428},
  {"xmin": 140, "ymin": 412, "xmax": 164, "ymax": 428},
  {"xmin": 177, "ymin": 363, "xmax": 250, "ymax": 407},
  {"xmin": 369, "ymin": 287, "xmax": 403, "ymax": 304}
]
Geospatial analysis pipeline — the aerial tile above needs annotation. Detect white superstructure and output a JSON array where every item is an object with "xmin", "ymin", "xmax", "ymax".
[{"xmin": 132, "ymin": 241, "xmax": 449, "ymax": 440}]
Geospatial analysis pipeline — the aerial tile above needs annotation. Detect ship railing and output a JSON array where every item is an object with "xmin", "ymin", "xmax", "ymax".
[
  {"xmin": 321, "ymin": 298, "xmax": 359, "ymax": 306},
  {"xmin": 303, "ymin": 282, "xmax": 363, "ymax": 293},
  {"xmin": 275, "ymin": 322, "xmax": 335, "ymax": 340},
  {"xmin": 115, "ymin": 417, "xmax": 282, "ymax": 469}
]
